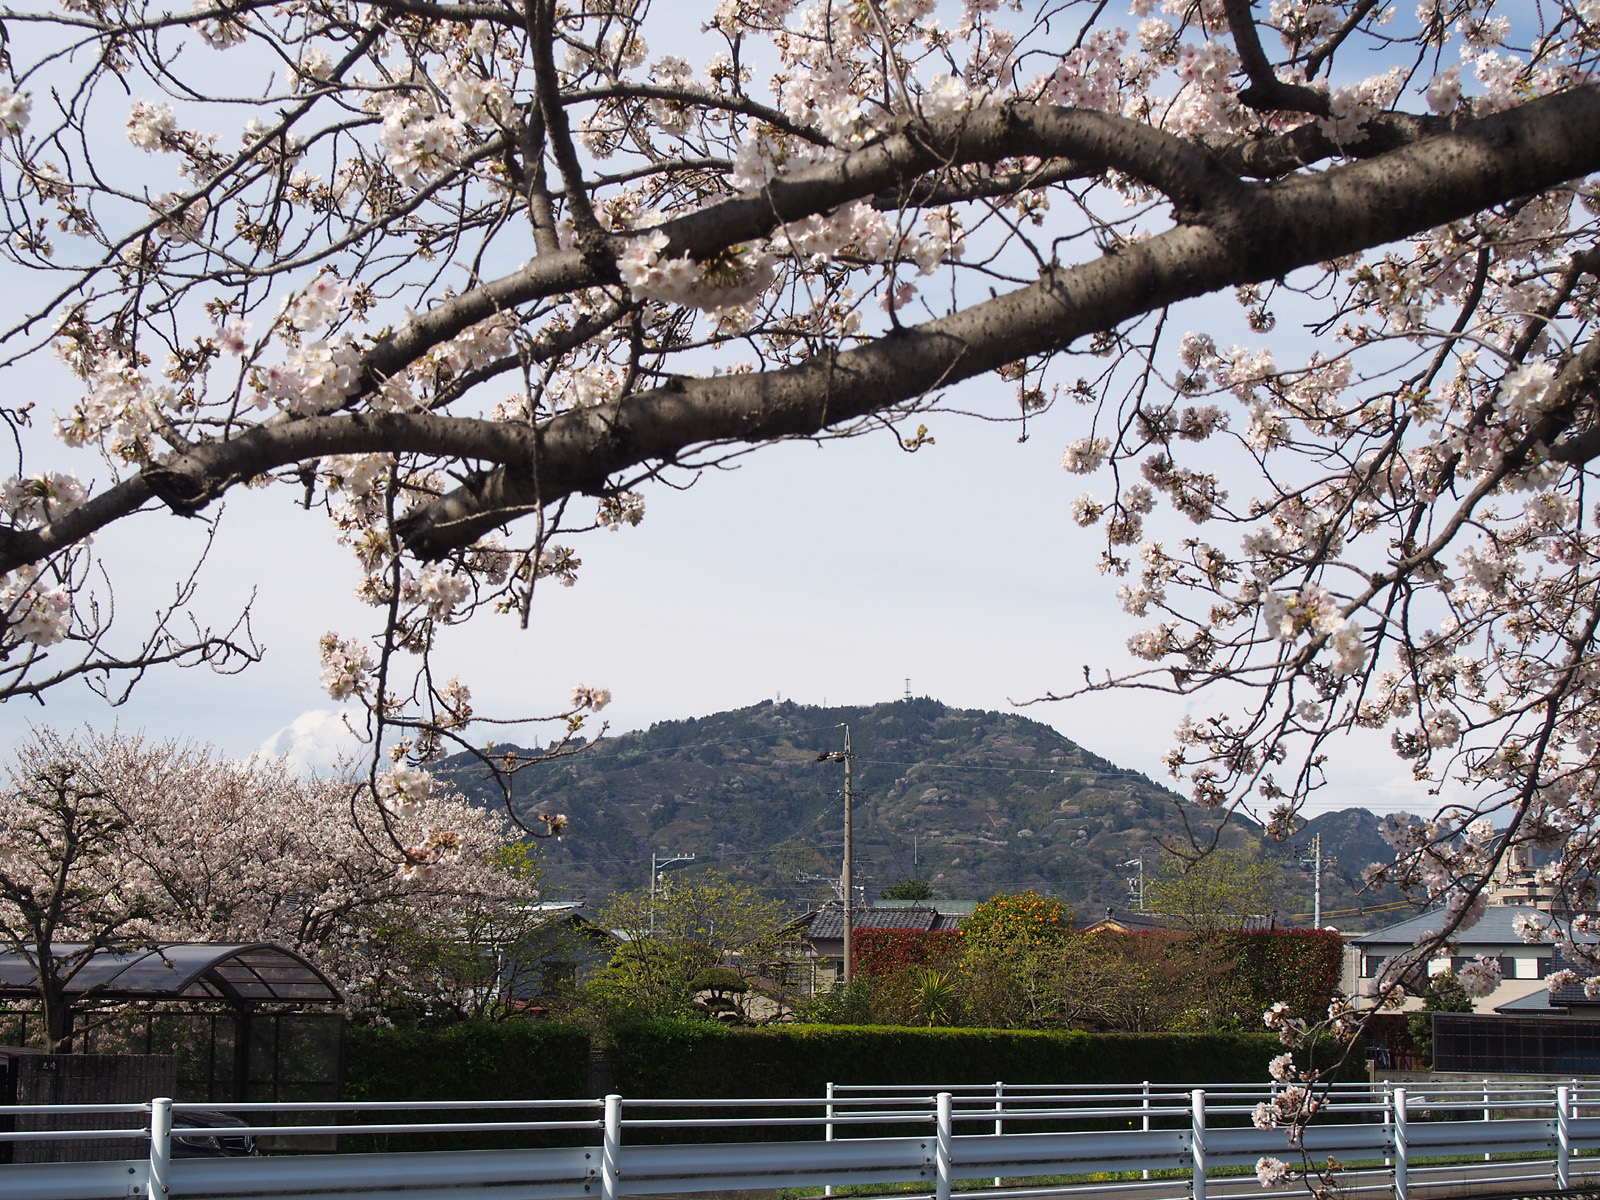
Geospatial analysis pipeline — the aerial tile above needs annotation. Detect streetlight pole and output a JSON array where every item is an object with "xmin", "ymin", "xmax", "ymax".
[
  {"xmin": 649, "ymin": 851, "xmax": 695, "ymax": 934},
  {"xmin": 1124, "ymin": 856, "xmax": 1145, "ymax": 911}
]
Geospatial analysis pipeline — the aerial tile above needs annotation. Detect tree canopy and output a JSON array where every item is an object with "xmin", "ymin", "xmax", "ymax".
[
  {"xmin": 0, "ymin": 729, "xmax": 542, "ymax": 1045},
  {"xmin": 1, "ymin": 0, "xmax": 1599, "ymax": 998}
]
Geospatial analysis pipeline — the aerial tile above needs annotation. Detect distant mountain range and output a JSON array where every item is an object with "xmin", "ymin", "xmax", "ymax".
[{"xmin": 436, "ymin": 698, "xmax": 1418, "ymax": 932}]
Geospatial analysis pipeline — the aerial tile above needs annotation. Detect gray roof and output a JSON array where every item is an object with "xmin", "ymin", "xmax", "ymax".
[
  {"xmin": 1494, "ymin": 989, "xmax": 1556, "ymax": 1014},
  {"xmin": 804, "ymin": 906, "xmax": 966, "ymax": 940},
  {"xmin": 0, "ymin": 943, "xmax": 340, "ymax": 1004},
  {"xmin": 1352, "ymin": 905, "xmax": 1600, "ymax": 947},
  {"xmin": 1493, "ymin": 972, "xmax": 1600, "ymax": 1015}
]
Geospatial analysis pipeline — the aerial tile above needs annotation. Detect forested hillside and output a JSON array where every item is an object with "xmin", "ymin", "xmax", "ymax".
[{"xmin": 438, "ymin": 699, "xmax": 1410, "ymax": 929}]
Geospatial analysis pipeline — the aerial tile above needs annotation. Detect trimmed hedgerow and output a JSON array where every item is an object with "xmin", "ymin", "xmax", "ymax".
[
  {"xmin": 610, "ymin": 1020, "xmax": 1360, "ymax": 1099},
  {"xmin": 344, "ymin": 1018, "xmax": 591, "ymax": 1100},
  {"xmin": 341, "ymin": 1019, "xmax": 593, "ymax": 1151}
]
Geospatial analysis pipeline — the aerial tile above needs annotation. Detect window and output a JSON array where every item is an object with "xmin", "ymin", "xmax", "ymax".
[{"xmin": 1362, "ymin": 954, "xmax": 1387, "ymax": 978}]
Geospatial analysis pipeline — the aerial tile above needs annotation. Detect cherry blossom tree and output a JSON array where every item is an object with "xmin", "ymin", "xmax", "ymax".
[
  {"xmin": 0, "ymin": 729, "xmax": 161, "ymax": 1050},
  {"xmin": 0, "ymin": 729, "xmax": 547, "ymax": 1034},
  {"xmin": 2, "ymin": 0, "xmax": 1600, "ymax": 1012}
]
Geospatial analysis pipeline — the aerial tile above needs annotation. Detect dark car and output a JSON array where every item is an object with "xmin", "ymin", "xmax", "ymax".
[{"xmin": 170, "ymin": 1108, "xmax": 257, "ymax": 1158}]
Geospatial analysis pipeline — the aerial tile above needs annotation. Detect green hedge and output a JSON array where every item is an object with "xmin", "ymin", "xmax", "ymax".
[
  {"xmin": 611, "ymin": 1020, "xmax": 1362, "ymax": 1096},
  {"xmin": 341, "ymin": 1019, "xmax": 592, "ymax": 1151},
  {"xmin": 345, "ymin": 1018, "xmax": 591, "ymax": 1099}
]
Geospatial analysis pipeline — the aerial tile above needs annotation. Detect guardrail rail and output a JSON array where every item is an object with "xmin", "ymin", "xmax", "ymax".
[{"xmin": 2, "ymin": 1078, "xmax": 1596, "ymax": 1200}]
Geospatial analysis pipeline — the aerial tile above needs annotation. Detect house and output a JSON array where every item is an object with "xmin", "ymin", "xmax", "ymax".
[
  {"xmin": 499, "ymin": 901, "xmax": 619, "ymax": 1000},
  {"xmin": 793, "ymin": 900, "xmax": 973, "ymax": 991},
  {"xmin": 1344, "ymin": 905, "xmax": 1598, "ymax": 1014},
  {"xmin": 1079, "ymin": 907, "xmax": 1173, "ymax": 934},
  {"xmin": 1079, "ymin": 906, "xmax": 1275, "ymax": 934}
]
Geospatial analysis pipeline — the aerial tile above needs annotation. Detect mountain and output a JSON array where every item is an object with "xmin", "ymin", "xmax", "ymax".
[{"xmin": 436, "ymin": 698, "xmax": 1415, "ymax": 931}]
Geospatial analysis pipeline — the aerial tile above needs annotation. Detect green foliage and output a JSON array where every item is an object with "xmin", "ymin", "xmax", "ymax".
[
  {"xmin": 581, "ymin": 869, "xmax": 795, "ymax": 1022},
  {"xmin": 690, "ymin": 967, "xmax": 749, "ymax": 995},
  {"xmin": 1407, "ymin": 970, "xmax": 1475, "ymax": 1062},
  {"xmin": 962, "ymin": 891, "xmax": 1075, "ymax": 956},
  {"xmin": 881, "ymin": 877, "xmax": 935, "ymax": 900},
  {"xmin": 1143, "ymin": 851, "xmax": 1278, "ymax": 935},
  {"xmin": 912, "ymin": 970, "xmax": 957, "ymax": 1027},
  {"xmin": 794, "ymin": 978, "xmax": 880, "ymax": 1025},
  {"xmin": 345, "ymin": 1018, "xmax": 591, "ymax": 1099},
  {"xmin": 609, "ymin": 1020, "xmax": 1363, "ymax": 1099},
  {"xmin": 584, "ymin": 939, "xmax": 713, "ymax": 1020},
  {"xmin": 1220, "ymin": 930, "xmax": 1344, "ymax": 1022},
  {"xmin": 832, "ymin": 928, "xmax": 1343, "ymax": 1034},
  {"xmin": 342, "ymin": 1019, "xmax": 592, "ymax": 1150}
]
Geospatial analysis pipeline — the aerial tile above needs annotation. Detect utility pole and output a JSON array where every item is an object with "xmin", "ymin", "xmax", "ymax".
[
  {"xmin": 1298, "ymin": 834, "xmax": 1323, "ymax": 928},
  {"xmin": 815, "ymin": 724, "xmax": 856, "ymax": 985},
  {"xmin": 843, "ymin": 725, "xmax": 854, "ymax": 984},
  {"xmin": 1313, "ymin": 833, "xmax": 1322, "ymax": 929}
]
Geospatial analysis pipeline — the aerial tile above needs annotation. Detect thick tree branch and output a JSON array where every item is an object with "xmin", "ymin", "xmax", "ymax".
[
  {"xmin": 6, "ymin": 86, "xmax": 1600, "ymax": 574},
  {"xmin": 1197, "ymin": 112, "xmax": 1450, "ymax": 179},
  {"xmin": 360, "ymin": 103, "xmax": 1240, "ymax": 385}
]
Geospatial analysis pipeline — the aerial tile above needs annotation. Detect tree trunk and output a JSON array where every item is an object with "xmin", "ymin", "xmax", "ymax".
[{"xmin": 39, "ymin": 976, "xmax": 72, "ymax": 1054}]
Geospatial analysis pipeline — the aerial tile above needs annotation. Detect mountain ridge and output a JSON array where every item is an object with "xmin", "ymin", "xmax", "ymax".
[{"xmin": 436, "ymin": 698, "xmax": 1413, "ymax": 930}]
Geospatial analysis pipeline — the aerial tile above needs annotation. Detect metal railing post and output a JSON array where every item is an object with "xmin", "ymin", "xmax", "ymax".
[
  {"xmin": 602, "ymin": 1094, "xmax": 622, "ymax": 1200},
  {"xmin": 1559, "ymin": 1084, "xmax": 1572, "ymax": 1191},
  {"xmin": 1191, "ymin": 1089, "xmax": 1206, "ymax": 1200},
  {"xmin": 825, "ymin": 1082, "xmax": 835, "ymax": 1197},
  {"xmin": 994, "ymin": 1080, "xmax": 1003, "ymax": 1188},
  {"xmin": 1393, "ymin": 1086, "xmax": 1408, "ymax": 1200},
  {"xmin": 1143, "ymin": 1080, "xmax": 1151, "ymax": 1180},
  {"xmin": 148, "ymin": 1096, "xmax": 172, "ymax": 1199},
  {"xmin": 936, "ymin": 1091, "xmax": 953, "ymax": 1200},
  {"xmin": 1483, "ymin": 1077, "xmax": 1492, "ymax": 1161},
  {"xmin": 1382, "ymin": 1079, "xmax": 1392, "ymax": 1167}
]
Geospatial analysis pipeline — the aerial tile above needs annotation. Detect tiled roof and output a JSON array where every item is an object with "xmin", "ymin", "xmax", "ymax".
[
  {"xmin": 803, "ymin": 906, "xmax": 965, "ymax": 940},
  {"xmin": 1544, "ymin": 951, "xmax": 1600, "ymax": 1007}
]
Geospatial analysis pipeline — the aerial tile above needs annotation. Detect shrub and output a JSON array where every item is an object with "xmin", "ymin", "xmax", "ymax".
[
  {"xmin": 853, "ymin": 927, "xmax": 963, "ymax": 977},
  {"xmin": 962, "ymin": 891, "xmax": 1075, "ymax": 957},
  {"xmin": 1218, "ymin": 930, "xmax": 1344, "ymax": 1021}
]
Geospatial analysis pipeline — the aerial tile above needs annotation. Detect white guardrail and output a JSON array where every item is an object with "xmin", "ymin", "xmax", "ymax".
[{"xmin": 2, "ymin": 1079, "xmax": 1598, "ymax": 1200}]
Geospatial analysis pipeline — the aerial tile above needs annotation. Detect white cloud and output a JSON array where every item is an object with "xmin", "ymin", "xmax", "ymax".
[{"xmin": 257, "ymin": 708, "xmax": 361, "ymax": 774}]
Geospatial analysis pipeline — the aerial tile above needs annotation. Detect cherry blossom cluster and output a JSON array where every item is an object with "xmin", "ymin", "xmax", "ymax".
[{"xmin": 0, "ymin": 729, "xmax": 547, "ymax": 1014}]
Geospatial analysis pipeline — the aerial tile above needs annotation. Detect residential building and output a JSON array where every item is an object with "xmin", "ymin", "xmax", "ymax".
[
  {"xmin": 792, "ymin": 900, "xmax": 973, "ymax": 991},
  {"xmin": 1345, "ymin": 905, "xmax": 1597, "ymax": 1014}
]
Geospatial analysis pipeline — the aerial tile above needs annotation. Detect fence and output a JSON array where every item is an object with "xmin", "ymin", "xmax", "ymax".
[{"xmin": 2, "ymin": 1078, "xmax": 1597, "ymax": 1200}]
